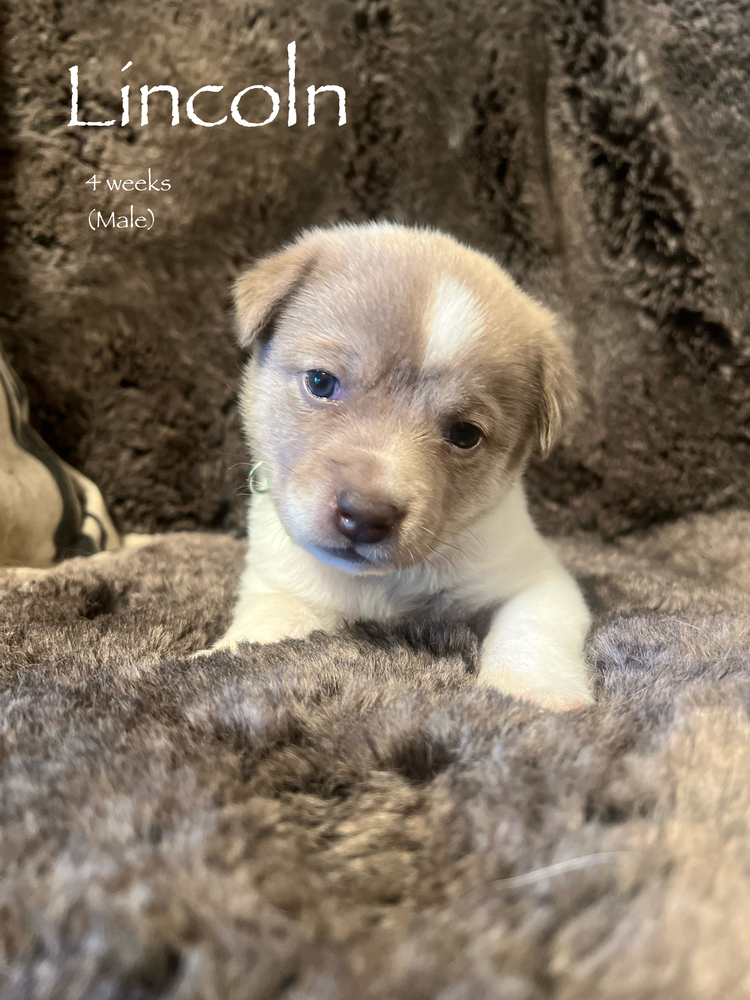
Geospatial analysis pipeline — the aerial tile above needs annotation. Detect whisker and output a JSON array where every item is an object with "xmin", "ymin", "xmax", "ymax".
[
  {"xmin": 421, "ymin": 526, "xmax": 466, "ymax": 557},
  {"xmin": 459, "ymin": 526, "xmax": 483, "ymax": 547},
  {"xmin": 272, "ymin": 525, "xmax": 287, "ymax": 554},
  {"xmin": 421, "ymin": 541, "xmax": 457, "ymax": 574}
]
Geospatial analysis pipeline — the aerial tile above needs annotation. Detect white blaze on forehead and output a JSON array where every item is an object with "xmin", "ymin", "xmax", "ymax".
[{"xmin": 423, "ymin": 275, "xmax": 484, "ymax": 366}]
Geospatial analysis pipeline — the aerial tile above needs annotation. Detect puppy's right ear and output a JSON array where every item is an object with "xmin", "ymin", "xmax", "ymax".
[{"xmin": 234, "ymin": 241, "xmax": 317, "ymax": 349}]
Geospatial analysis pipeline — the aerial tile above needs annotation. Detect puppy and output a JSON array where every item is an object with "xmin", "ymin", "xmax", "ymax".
[{"xmin": 212, "ymin": 223, "xmax": 592, "ymax": 710}]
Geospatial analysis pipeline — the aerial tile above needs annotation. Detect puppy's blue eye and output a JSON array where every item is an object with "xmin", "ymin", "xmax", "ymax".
[
  {"xmin": 445, "ymin": 421, "xmax": 482, "ymax": 449},
  {"xmin": 305, "ymin": 369, "xmax": 340, "ymax": 399}
]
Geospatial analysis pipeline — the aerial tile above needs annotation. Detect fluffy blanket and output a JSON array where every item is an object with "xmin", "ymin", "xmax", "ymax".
[{"xmin": 1, "ymin": 513, "xmax": 749, "ymax": 998}]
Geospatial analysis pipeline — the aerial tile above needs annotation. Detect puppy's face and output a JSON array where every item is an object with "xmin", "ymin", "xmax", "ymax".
[{"xmin": 235, "ymin": 224, "xmax": 576, "ymax": 575}]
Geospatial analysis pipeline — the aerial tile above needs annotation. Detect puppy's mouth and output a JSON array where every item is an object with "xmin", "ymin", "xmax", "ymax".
[{"xmin": 303, "ymin": 542, "xmax": 385, "ymax": 572}]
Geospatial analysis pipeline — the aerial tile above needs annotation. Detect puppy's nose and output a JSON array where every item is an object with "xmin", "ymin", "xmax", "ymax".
[{"xmin": 335, "ymin": 490, "xmax": 404, "ymax": 545}]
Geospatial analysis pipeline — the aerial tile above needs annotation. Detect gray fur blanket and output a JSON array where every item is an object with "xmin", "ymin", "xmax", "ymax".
[{"xmin": 1, "ymin": 513, "xmax": 749, "ymax": 998}]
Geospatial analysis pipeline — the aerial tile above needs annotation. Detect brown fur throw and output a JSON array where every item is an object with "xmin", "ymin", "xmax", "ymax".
[
  {"xmin": 1, "ymin": 514, "xmax": 749, "ymax": 997},
  {"xmin": 2, "ymin": 0, "xmax": 749, "ymax": 538}
]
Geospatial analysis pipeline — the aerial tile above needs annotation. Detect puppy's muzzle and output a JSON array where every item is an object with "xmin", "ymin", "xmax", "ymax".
[{"xmin": 334, "ymin": 489, "xmax": 405, "ymax": 545}]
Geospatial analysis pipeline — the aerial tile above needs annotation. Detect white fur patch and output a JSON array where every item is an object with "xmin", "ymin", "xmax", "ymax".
[{"xmin": 423, "ymin": 276, "xmax": 484, "ymax": 366}]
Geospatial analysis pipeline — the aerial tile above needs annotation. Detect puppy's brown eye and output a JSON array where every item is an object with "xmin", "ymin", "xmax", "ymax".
[{"xmin": 445, "ymin": 421, "xmax": 482, "ymax": 449}]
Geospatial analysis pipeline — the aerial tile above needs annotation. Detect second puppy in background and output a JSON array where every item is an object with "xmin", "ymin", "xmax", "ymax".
[{"xmin": 209, "ymin": 222, "xmax": 592, "ymax": 710}]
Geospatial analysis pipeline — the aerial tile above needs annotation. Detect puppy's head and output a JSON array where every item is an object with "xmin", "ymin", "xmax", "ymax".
[{"xmin": 234, "ymin": 223, "xmax": 576, "ymax": 575}]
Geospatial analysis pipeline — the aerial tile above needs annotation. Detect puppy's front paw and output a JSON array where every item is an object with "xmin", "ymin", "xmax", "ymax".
[
  {"xmin": 198, "ymin": 591, "xmax": 343, "ymax": 656},
  {"xmin": 477, "ymin": 648, "xmax": 593, "ymax": 712}
]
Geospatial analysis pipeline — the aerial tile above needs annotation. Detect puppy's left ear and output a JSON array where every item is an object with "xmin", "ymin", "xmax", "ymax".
[
  {"xmin": 234, "ymin": 239, "xmax": 318, "ymax": 350},
  {"xmin": 536, "ymin": 326, "xmax": 579, "ymax": 457}
]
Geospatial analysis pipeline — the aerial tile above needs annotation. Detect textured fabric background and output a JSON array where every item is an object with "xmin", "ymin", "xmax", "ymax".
[
  {"xmin": 2, "ymin": 0, "xmax": 748, "ymax": 537},
  {"xmin": 1, "ymin": 514, "xmax": 750, "ymax": 998}
]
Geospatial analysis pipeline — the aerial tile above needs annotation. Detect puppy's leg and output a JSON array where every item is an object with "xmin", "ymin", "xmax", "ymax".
[
  {"xmin": 214, "ymin": 589, "xmax": 342, "ymax": 650},
  {"xmin": 478, "ymin": 566, "xmax": 592, "ymax": 711}
]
